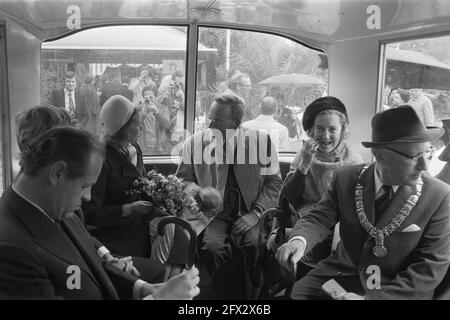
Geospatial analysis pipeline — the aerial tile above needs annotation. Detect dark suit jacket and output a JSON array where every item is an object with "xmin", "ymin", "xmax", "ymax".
[
  {"xmin": 0, "ymin": 188, "xmax": 137, "ymax": 299},
  {"xmin": 82, "ymin": 142, "xmax": 152, "ymax": 258},
  {"xmin": 100, "ymin": 81, "xmax": 133, "ymax": 106},
  {"xmin": 290, "ymin": 164, "xmax": 450, "ymax": 300},
  {"xmin": 49, "ymin": 88, "xmax": 87, "ymax": 127}
]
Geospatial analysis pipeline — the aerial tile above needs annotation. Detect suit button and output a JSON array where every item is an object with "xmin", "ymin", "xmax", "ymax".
[{"xmin": 337, "ymin": 272, "xmax": 342, "ymax": 276}]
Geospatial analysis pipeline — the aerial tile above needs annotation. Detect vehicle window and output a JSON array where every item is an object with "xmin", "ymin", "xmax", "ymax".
[
  {"xmin": 195, "ymin": 28, "xmax": 328, "ymax": 153},
  {"xmin": 0, "ymin": 92, "xmax": 3, "ymax": 193},
  {"xmin": 41, "ymin": 25, "xmax": 187, "ymax": 156},
  {"xmin": 0, "ymin": 29, "xmax": 4, "ymax": 193},
  {"xmin": 381, "ymin": 36, "xmax": 450, "ymax": 176}
]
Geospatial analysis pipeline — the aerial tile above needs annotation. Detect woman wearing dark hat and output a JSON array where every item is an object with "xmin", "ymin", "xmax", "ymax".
[
  {"xmin": 269, "ymin": 96, "xmax": 362, "ymax": 266},
  {"xmin": 82, "ymin": 95, "xmax": 154, "ymax": 257}
]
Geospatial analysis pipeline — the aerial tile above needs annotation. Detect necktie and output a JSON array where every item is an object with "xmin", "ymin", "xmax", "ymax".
[
  {"xmin": 375, "ymin": 185, "xmax": 393, "ymax": 223},
  {"xmin": 168, "ymin": 102, "xmax": 178, "ymax": 133},
  {"xmin": 68, "ymin": 92, "xmax": 75, "ymax": 118}
]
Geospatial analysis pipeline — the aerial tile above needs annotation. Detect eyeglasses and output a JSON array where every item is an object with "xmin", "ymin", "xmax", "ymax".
[
  {"xmin": 383, "ymin": 146, "xmax": 435, "ymax": 161},
  {"xmin": 207, "ymin": 115, "xmax": 227, "ymax": 125}
]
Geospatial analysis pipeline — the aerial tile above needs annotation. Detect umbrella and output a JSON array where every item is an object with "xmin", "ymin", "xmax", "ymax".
[
  {"xmin": 256, "ymin": 73, "xmax": 325, "ymax": 119},
  {"xmin": 385, "ymin": 47, "xmax": 450, "ymax": 90},
  {"xmin": 257, "ymin": 73, "xmax": 325, "ymax": 87}
]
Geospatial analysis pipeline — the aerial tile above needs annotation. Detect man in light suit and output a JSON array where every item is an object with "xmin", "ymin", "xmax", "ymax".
[
  {"xmin": 49, "ymin": 71, "xmax": 87, "ymax": 128},
  {"xmin": 276, "ymin": 106, "xmax": 450, "ymax": 300},
  {"xmin": 0, "ymin": 127, "xmax": 199, "ymax": 299},
  {"xmin": 177, "ymin": 93, "xmax": 282, "ymax": 298}
]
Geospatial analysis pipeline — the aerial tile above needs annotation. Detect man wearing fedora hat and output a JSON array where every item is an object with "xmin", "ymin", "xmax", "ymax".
[{"xmin": 276, "ymin": 105, "xmax": 450, "ymax": 299}]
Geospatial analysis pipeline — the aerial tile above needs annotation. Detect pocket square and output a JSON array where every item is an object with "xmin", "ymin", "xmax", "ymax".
[{"xmin": 401, "ymin": 224, "xmax": 421, "ymax": 232}]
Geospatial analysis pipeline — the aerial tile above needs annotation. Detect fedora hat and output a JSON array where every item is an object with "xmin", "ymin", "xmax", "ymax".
[{"xmin": 361, "ymin": 105, "xmax": 443, "ymax": 148}]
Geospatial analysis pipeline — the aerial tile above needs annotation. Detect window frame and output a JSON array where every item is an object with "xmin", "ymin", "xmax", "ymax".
[
  {"xmin": 192, "ymin": 24, "xmax": 329, "ymax": 155},
  {"xmin": 0, "ymin": 22, "xmax": 12, "ymax": 191},
  {"xmin": 38, "ymin": 22, "xmax": 330, "ymax": 165},
  {"xmin": 378, "ymin": 30, "xmax": 450, "ymax": 114}
]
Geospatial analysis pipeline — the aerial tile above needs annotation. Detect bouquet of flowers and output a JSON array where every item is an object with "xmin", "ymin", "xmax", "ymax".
[
  {"xmin": 127, "ymin": 170, "xmax": 204, "ymax": 222},
  {"xmin": 127, "ymin": 170, "xmax": 219, "ymax": 265}
]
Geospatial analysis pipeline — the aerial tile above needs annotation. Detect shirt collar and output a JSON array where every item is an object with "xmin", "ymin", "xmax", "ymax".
[
  {"xmin": 255, "ymin": 114, "xmax": 275, "ymax": 121},
  {"xmin": 64, "ymin": 87, "xmax": 74, "ymax": 96},
  {"xmin": 12, "ymin": 184, "xmax": 56, "ymax": 223},
  {"xmin": 374, "ymin": 164, "xmax": 399, "ymax": 197}
]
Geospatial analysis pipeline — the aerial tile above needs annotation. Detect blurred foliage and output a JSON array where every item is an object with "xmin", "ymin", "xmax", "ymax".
[{"xmin": 197, "ymin": 28, "xmax": 326, "ymax": 118}]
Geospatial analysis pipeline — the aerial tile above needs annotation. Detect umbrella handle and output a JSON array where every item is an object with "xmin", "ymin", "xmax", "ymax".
[
  {"xmin": 255, "ymin": 207, "xmax": 281, "ymax": 263},
  {"xmin": 157, "ymin": 216, "xmax": 197, "ymax": 269},
  {"xmin": 284, "ymin": 260, "xmax": 297, "ymax": 298}
]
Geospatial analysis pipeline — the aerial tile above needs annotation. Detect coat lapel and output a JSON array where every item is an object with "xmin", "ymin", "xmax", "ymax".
[
  {"xmin": 58, "ymin": 89, "xmax": 65, "ymax": 108},
  {"xmin": 375, "ymin": 184, "xmax": 415, "ymax": 229},
  {"xmin": 359, "ymin": 164, "xmax": 416, "ymax": 227},
  {"xmin": 107, "ymin": 143, "xmax": 144, "ymax": 178},
  {"xmin": 75, "ymin": 89, "xmax": 82, "ymax": 110},
  {"xmin": 3, "ymin": 188, "xmax": 103, "ymax": 292},
  {"xmin": 62, "ymin": 215, "xmax": 119, "ymax": 300},
  {"xmin": 234, "ymin": 129, "xmax": 255, "ymax": 211},
  {"xmin": 360, "ymin": 164, "xmax": 376, "ymax": 224}
]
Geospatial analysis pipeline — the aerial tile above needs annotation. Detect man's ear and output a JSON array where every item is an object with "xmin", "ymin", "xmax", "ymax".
[
  {"xmin": 49, "ymin": 161, "xmax": 68, "ymax": 186},
  {"xmin": 372, "ymin": 148, "xmax": 384, "ymax": 163}
]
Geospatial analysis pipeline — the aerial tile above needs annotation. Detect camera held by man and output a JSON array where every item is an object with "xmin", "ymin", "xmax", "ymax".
[{"xmin": 143, "ymin": 95, "xmax": 159, "ymax": 114}]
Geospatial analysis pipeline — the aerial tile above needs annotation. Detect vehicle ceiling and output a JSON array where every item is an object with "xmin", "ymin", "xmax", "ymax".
[{"xmin": 1, "ymin": 0, "xmax": 450, "ymax": 44}]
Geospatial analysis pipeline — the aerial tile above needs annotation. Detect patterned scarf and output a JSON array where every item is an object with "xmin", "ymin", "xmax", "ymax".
[{"xmin": 300, "ymin": 140, "xmax": 362, "ymax": 214}]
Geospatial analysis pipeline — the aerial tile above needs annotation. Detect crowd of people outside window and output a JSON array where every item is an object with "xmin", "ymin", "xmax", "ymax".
[{"xmin": 46, "ymin": 67, "xmax": 186, "ymax": 156}]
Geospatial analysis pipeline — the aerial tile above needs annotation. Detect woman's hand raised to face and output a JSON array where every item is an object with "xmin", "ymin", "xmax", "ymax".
[{"xmin": 297, "ymin": 139, "xmax": 320, "ymax": 174}]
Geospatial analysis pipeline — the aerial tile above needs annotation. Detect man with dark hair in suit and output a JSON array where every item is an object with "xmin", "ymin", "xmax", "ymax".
[
  {"xmin": 49, "ymin": 71, "xmax": 87, "ymax": 128},
  {"xmin": 276, "ymin": 106, "xmax": 450, "ymax": 300},
  {"xmin": 0, "ymin": 127, "xmax": 200, "ymax": 299}
]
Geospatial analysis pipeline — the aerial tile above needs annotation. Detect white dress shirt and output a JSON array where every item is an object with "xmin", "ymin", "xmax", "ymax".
[{"xmin": 242, "ymin": 115, "xmax": 290, "ymax": 151}]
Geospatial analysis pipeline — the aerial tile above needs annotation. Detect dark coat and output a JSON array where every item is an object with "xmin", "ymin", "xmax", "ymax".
[
  {"xmin": 82, "ymin": 142, "xmax": 152, "ymax": 258},
  {"xmin": 290, "ymin": 164, "xmax": 450, "ymax": 299},
  {"xmin": 0, "ymin": 188, "xmax": 137, "ymax": 299},
  {"xmin": 49, "ymin": 88, "xmax": 87, "ymax": 127},
  {"xmin": 100, "ymin": 81, "xmax": 133, "ymax": 106}
]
